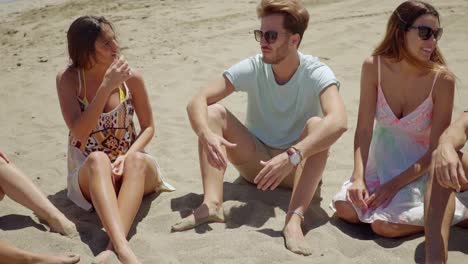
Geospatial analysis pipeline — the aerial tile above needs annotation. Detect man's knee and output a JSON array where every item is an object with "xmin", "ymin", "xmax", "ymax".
[
  {"xmin": 207, "ymin": 104, "xmax": 228, "ymax": 127},
  {"xmin": 297, "ymin": 117, "xmax": 323, "ymax": 140},
  {"xmin": 304, "ymin": 116, "xmax": 323, "ymax": 132}
]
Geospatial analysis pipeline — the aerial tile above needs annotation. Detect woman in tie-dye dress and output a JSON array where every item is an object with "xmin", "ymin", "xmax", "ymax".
[{"xmin": 332, "ymin": 0, "xmax": 468, "ymax": 238}]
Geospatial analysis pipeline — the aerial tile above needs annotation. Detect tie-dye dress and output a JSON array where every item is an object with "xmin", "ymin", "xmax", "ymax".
[{"xmin": 332, "ymin": 56, "xmax": 468, "ymax": 225}]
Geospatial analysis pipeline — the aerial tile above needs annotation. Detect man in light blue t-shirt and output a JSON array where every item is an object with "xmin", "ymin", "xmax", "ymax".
[{"xmin": 172, "ymin": 0, "xmax": 347, "ymax": 256}]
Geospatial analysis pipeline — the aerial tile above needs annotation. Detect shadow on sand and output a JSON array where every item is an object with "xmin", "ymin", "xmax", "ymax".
[
  {"xmin": 413, "ymin": 226, "xmax": 468, "ymax": 263},
  {"xmin": 0, "ymin": 214, "xmax": 47, "ymax": 232},
  {"xmin": 170, "ymin": 177, "xmax": 329, "ymax": 235},
  {"xmin": 47, "ymin": 189, "xmax": 161, "ymax": 256}
]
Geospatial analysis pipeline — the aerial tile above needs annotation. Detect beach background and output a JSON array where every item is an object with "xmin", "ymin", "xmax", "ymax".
[{"xmin": 1, "ymin": 0, "xmax": 468, "ymax": 263}]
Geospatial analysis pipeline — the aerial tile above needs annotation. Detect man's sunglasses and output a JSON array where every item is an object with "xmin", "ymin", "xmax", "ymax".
[
  {"xmin": 254, "ymin": 30, "xmax": 289, "ymax": 44},
  {"xmin": 408, "ymin": 25, "xmax": 443, "ymax": 41}
]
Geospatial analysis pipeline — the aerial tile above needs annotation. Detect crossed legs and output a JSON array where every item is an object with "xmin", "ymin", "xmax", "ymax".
[
  {"xmin": 172, "ymin": 104, "xmax": 327, "ymax": 256},
  {"xmin": 334, "ymin": 201, "xmax": 424, "ymax": 238},
  {"xmin": 78, "ymin": 151, "xmax": 160, "ymax": 264}
]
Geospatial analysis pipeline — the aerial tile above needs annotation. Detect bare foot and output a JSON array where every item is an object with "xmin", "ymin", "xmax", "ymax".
[
  {"xmin": 282, "ymin": 221, "xmax": 312, "ymax": 256},
  {"xmin": 33, "ymin": 253, "xmax": 80, "ymax": 264},
  {"xmin": 171, "ymin": 203, "xmax": 224, "ymax": 232},
  {"xmin": 46, "ymin": 214, "xmax": 78, "ymax": 237},
  {"xmin": 115, "ymin": 245, "xmax": 141, "ymax": 264}
]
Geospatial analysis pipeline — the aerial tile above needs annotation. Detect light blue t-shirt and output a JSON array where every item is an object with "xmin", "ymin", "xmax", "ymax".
[{"xmin": 223, "ymin": 52, "xmax": 340, "ymax": 149}]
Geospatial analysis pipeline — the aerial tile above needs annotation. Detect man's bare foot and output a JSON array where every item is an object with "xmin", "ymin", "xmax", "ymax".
[
  {"xmin": 282, "ymin": 221, "xmax": 312, "ymax": 256},
  {"xmin": 171, "ymin": 203, "xmax": 224, "ymax": 232},
  {"xmin": 45, "ymin": 213, "xmax": 78, "ymax": 237},
  {"xmin": 33, "ymin": 253, "xmax": 80, "ymax": 264}
]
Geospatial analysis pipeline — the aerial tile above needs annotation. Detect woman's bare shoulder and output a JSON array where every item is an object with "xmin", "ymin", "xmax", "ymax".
[
  {"xmin": 57, "ymin": 66, "xmax": 78, "ymax": 81},
  {"xmin": 56, "ymin": 66, "xmax": 79, "ymax": 94}
]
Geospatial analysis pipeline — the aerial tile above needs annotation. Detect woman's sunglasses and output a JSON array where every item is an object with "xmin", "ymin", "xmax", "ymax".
[
  {"xmin": 254, "ymin": 30, "xmax": 289, "ymax": 44},
  {"xmin": 408, "ymin": 25, "xmax": 443, "ymax": 41}
]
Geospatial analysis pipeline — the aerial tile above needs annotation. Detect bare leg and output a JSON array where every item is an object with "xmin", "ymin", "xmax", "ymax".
[
  {"xmin": 0, "ymin": 157, "xmax": 76, "ymax": 236},
  {"xmin": 98, "ymin": 152, "xmax": 161, "ymax": 261},
  {"xmin": 172, "ymin": 104, "xmax": 263, "ymax": 231},
  {"xmin": 78, "ymin": 152, "xmax": 140, "ymax": 264},
  {"xmin": 424, "ymin": 153, "xmax": 468, "ymax": 264},
  {"xmin": 370, "ymin": 220, "xmax": 423, "ymax": 238},
  {"xmin": 334, "ymin": 201, "xmax": 361, "ymax": 224},
  {"xmin": 0, "ymin": 240, "xmax": 79, "ymax": 264}
]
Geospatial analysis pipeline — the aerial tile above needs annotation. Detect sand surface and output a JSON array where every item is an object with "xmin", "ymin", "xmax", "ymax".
[{"xmin": 1, "ymin": 0, "xmax": 468, "ymax": 263}]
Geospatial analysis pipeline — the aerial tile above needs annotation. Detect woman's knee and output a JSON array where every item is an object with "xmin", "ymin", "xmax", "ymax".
[
  {"xmin": 371, "ymin": 220, "xmax": 402, "ymax": 238},
  {"xmin": 85, "ymin": 152, "xmax": 111, "ymax": 172},
  {"xmin": 334, "ymin": 201, "xmax": 360, "ymax": 224},
  {"xmin": 124, "ymin": 152, "xmax": 147, "ymax": 171},
  {"xmin": 122, "ymin": 152, "xmax": 148, "ymax": 183}
]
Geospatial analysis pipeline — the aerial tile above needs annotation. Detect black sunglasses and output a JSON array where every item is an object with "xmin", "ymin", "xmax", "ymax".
[
  {"xmin": 408, "ymin": 25, "xmax": 443, "ymax": 41},
  {"xmin": 254, "ymin": 30, "xmax": 289, "ymax": 44}
]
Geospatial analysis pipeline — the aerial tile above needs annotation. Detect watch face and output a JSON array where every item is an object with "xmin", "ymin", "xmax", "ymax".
[{"xmin": 290, "ymin": 152, "xmax": 301, "ymax": 165}]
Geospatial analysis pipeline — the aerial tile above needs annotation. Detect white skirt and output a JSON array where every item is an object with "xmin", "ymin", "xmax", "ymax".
[{"xmin": 67, "ymin": 146, "xmax": 175, "ymax": 211}]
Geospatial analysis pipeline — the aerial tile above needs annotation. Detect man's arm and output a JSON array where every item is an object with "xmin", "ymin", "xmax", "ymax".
[
  {"xmin": 293, "ymin": 84, "xmax": 348, "ymax": 159},
  {"xmin": 186, "ymin": 76, "xmax": 237, "ymax": 170},
  {"xmin": 433, "ymin": 111, "xmax": 468, "ymax": 191},
  {"xmin": 438, "ymin": 112, "xmax": 468, "ymax": 151},
  {"xmin": 254, "ymin": 84, "xmax": 347, "ymax": 190},
  {"xmin": 187, "ymin": 76, "xmax": 235, "ymax": 137}
]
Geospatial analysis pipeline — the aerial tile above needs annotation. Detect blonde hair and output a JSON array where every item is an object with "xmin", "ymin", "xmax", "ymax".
[{"xmin": 257, "ymin": 0, "xmax": 309, "ymax": 47}]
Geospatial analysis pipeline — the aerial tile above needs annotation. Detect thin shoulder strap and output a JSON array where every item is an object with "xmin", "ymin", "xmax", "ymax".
[
  {"xmin": 377, "ymin": 56, "xmax": 382, "ymax": 86},
  {"xmin": 122, "ymin": 81, "xmax": 131, "ymax": 100},
  {"xmin": 430, "ymin": 71, "xmax": 440, "ymax": 95},
  {"xmin": 80, "ymin": 69, "xmax": 89, "ymax": 104},
  {"xmin": 77, "ymin": 69, "xmax": 82, "ymax": 96}
]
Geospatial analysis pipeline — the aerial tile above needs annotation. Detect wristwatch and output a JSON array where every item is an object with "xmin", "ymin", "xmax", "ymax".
[{"xmin": 286, "ymin": 146, "xmax": 302, "ymax": 166}]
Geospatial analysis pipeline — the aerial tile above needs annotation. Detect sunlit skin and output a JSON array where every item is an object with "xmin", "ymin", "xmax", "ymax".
[
  {"xmin": 259, "ymin": 14, "xmax": 291, "ymax": 65},
  {"xmin": 56, "ymin": 20, "xmax": 165, "ymax": 264},
  {"xmin": 175, "ymin": 11, "xmax": 348, "ymax": 257},
  {"xmin": 405, "ymin": 14, "xmax": 440, "ymax": 62},
  {"xmin": 0, "ymin": 152, "xmax": 80, "ymax": 264},
  {"xmin": 334, "ymin": 11, "xmax": 454, "ymax": 239}
]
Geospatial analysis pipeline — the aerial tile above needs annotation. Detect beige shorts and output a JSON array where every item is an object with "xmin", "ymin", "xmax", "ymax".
[{"xmin": 233, "ymin": 136, "xmax": 322, "ymax": 197}]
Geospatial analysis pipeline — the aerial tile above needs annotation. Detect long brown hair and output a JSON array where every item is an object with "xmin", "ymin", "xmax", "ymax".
[
  {"xmin": 67, "ymin": 16, "xmax": 114, "ymax": 70},
  {"xmin": 373, "ymin": 1, "xmax": 447, "ymax": 73}
]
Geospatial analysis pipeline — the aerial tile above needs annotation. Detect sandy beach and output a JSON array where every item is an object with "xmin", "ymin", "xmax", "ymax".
[{"xmin": 1, "ymin": 0, "xmax": 468, "ymax": 263}]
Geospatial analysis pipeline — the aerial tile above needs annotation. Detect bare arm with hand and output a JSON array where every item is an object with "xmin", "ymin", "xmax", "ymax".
[
  {"xmin": 56, "ymin": 56, "xmax": 132, "ymax": 144},
  {"xmin": 432, "ymin": 111, "xmax": 468, "ymax": 191},
  {"xmin": 254, "ymin": 82, "xmax": 347, "ymax": 191},
  {"xmin": 111, "ymin": 71, "xmax": 155, "ymax": 176},
  {"xmin": 186, "ymin": 76, "xmax": 237, "ymax": 170},
  {"xmin": 345, "ymin": 57, "xmax": 378, "ymax": 212}
]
